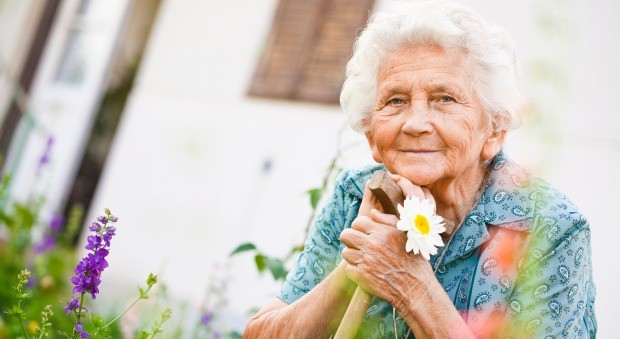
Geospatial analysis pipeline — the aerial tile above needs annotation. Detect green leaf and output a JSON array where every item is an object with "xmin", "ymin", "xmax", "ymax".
[
  {"xmin": 146, "ymin": 273, "xmax": 158, "ymax": 287},
  {"xmin": 160, "ymin": 307, "xmax": 172, "ymax": 323},
  {"xmin": 57, "ymin": 330, "xmax": 74, "ymax": 338},
  {"xmin": 254, "ymin": 254, "xmax": 266, "ymax": 273},
  {"xmin": 223, "ymin": 332, "xmax": 243, "ymax": 339},
  {"xmin": 265, "ymin": 257, "xmax": 287, "ymax": 280},
  {"xmin": 230, "ymin": 243, "xmax": 257, "ymax": 256},
  {"xmin": 308, "ymin": 188, "xmax": 324, "ymax": 209},
  {"xmin": 289, "ymin": 244, "xmax": 304, "ymax": 255}
]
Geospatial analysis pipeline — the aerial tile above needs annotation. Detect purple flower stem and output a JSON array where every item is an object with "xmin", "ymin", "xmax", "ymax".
[{"xmin": 73, "ymin": 292, "xmax": 86, "ymax": 339}]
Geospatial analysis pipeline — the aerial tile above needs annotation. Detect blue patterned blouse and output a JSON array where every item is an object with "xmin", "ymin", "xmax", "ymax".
[{"xmin": 278, "ymin": 150, "xmax": 597, "ymax": 338}]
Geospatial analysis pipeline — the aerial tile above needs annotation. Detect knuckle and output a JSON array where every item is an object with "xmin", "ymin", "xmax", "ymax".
[
  {"xmin": 383, "ymin": 214, "xmax": 399, "ymax": 226},
  {"xmin": 342, "ymin": 252, "xmax": 351, "ymax": 263},
  {"xmin": 360, "ymin": 253, "xmax": 372, "ymax": 268},
  {"xmin": 352, "ymin": 216, "xmax": 370, "ymax": 230},
  {"xmin": 387, "ymin": 229, "xmax": 405, "ymax": 244},
  {"xmin": 341, "ymin": 247, "xmax": 352, "ymax": 258},
  {"xmin": 339, "ymin": 229, "xmax": 352, "ymax": 242}
]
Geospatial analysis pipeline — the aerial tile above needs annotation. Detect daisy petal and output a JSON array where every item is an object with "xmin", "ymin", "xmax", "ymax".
[{"xmin": 398, "ymin": 195, "xmax": 446, "ymax": 260}]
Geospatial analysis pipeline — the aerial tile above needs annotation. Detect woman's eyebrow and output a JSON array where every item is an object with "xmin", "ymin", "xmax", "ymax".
[
  {"xmin": 423, "ymin": 80, "xmax": 466, "ymax": 94},
  {"xmin": 376, "ymin": 84, "xmax": 410, "ymax": 100}
]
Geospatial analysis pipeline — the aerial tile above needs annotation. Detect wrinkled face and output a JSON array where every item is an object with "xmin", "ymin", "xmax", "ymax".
[{"xmin": 365, "ymin": 44, "xmax": 504, "ymax": 186}]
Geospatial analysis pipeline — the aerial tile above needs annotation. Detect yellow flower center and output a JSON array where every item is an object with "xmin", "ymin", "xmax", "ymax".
[{"xmin": 414, "ymin": 214, "xmax": 430, "ymax": 235}]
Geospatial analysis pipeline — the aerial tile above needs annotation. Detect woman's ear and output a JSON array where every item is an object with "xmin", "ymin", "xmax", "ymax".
[
  {"xmin": 364, "ymin": 131, "xmax": 383, "ymax": 163},
  {"xmin": 481, "ymin": 129, "xmax": 506, "ymax": 161}
]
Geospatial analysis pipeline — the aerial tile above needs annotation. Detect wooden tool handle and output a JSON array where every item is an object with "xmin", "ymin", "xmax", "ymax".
[
  {"xmin": 334, "ymin": 171, "xmax": 404, "ymax": 339},
  {"xmin": 334, "ymin": 286, "xmax": 374, "ymax": 339},
  {"xmin": 368, "ymin": 171, "xmax": 405, "ymax": 217}
]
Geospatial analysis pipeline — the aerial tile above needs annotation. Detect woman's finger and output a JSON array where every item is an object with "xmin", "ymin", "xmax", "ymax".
[
  {"xmin": 350, "ymin": 215, "xmax": 375, "ymax": 234},
  {"xmin": 389, "ymin": 173, "xmax": 425, "ymax": 200},
  {"xmin": 344, "ymin": 264, "xmax": 364, "ymax": 286},
  {"xmin": 341, "ymin": 247, "xmax": 363, "ymax": 265},
  {"xmin": 339, "ymin": 228, "xmax": 367, "ymax": 249},
  {"xmin": 358, "ymin": 182, "xmax": 383, "ymax": 216},
  {"xmin": 421, "ymin": 187, "xmax": 437, "ymax": 210},
  {"xmin": 369, "ymin": 209, "xmax": 399, "ymax": 227}
]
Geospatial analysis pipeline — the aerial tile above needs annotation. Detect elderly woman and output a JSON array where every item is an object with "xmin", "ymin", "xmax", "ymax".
[{"xmin": 244, "ymin": 1, "xmax": 596, "ymax": 338}]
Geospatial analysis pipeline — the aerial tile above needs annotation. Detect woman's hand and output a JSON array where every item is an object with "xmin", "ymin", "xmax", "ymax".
[{"xmin": 339, "ymin": 173, "xmax": 438, "ymax": 313}]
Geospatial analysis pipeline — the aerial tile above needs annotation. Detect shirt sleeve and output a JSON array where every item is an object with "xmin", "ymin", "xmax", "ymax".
[
  {"xmin": 278, "ymin": 170, "xmax": 359, "ymax": 304},
  {"xmin": 504, "ymin": 211, "xmax": 597, "ymax": 338}
]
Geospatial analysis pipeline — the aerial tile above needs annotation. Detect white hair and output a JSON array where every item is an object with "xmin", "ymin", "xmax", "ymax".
[{"xmin": 340, "ymin": 0, "xmax": 524, "ymax": 133}]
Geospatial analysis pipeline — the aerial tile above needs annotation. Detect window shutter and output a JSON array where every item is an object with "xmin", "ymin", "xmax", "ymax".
[{"xmin": 248, "ymin": 0, "xmax": 375, "ymax": 104}]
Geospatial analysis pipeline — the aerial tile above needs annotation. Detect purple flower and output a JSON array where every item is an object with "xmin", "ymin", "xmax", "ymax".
[
  {"xmin": 200, "ymin": 312, "xmax": 213, "ymax": 325},
  {"xmin": 89, "ymin": 222, "xmax": 101, "ymax": 232},
  {"xmin": 85, "ymin": 235, "xmax": 102, "ymax": 250},
  {"xmin": 50, "ymin": 215, "xmax": 65, "ymax": 232},
  {"xmin": 34, "ymin": 214, "xmax": 65, "ymax": 254},
  {"xmin": 64, "ymin": 297, "xmax": 80, "ymax": 315},
  {"xmin": 68, "ymin": 211, "xmax": 117, "ymax": 300},
  {"xmin": 37, "ymin": 136, "xmax": 54, "ymax": 173},
  {"xmin": 75, "ymin": 322, "xmax": 90, "ymax": 338},
  {"xmin": 34, "ymin": 235, "xmax": 57, "ymax": 254}
]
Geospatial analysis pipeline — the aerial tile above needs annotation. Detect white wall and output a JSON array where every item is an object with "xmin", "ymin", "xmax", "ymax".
[{"xmin": 89, "ymin": 0, "xmax": 620, "ymax": 335}]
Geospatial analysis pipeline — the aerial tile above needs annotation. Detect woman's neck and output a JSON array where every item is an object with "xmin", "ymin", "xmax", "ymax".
[{"xmin": 424, "ymin": 163, "xmax": 489, "ymax": 225}]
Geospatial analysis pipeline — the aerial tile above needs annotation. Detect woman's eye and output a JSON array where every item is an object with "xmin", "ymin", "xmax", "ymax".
[
  {"xmin": 388, "ymin": 98, "xmax": 405, "ymax": 105},
  {"xmin": 439, "ymin": 96, "xmax": 454, "ymax": 103}
]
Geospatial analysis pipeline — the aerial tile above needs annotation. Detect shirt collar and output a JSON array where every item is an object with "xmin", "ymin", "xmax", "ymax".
[
  {"xmin": 340, "ymin": 150, "xmax": 536, "ymax": 266},
  {"xmin": 433, "ymin": 150, "xmax": 536, "ymax": 266},
  {"xmin": 338, "ymin": 163, "xmax": 385, "ymax": 199}
]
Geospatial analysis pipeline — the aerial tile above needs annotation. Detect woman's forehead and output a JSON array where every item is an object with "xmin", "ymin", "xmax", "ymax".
[
  {"xmin": 378, "ymin": 50, "xmax": 468, "ymax": 88},
  {"xmin": 377, "ymin": 45, "xmax": 474, "ymax": 88}
]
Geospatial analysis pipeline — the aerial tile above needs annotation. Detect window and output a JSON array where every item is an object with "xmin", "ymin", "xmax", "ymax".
[
  {"xmin": 54, "ymin": 0, "xmax": 93, "ymax": 84},
  {"xmin": 248, "ymin": 0, "xmax": 375, "ymax": 104}
]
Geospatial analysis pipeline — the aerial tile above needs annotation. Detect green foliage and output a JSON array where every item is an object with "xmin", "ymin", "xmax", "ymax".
[
  {"xmin": 308, "ymin": 188, "xmax": 324, "ymax": 209},
  {"xmin": 94, "ymin": 272, "xmax": 164, "ymax": 338},
  {"xmin": 231, "ymin": 248, "xmax": 290, "ymax": 282},
  {"xmin": 58, "ymin": 205, "xmax": 84, "ymax": 247},
  {"xmin": 139, "ymin": 273, "xmax": 159, "ymax": 300},
  {"xmin": 253, "ymin": 253, "xmax": 266, "ymax": 273},
  {"xmin": 5, "ymin": 270, "xmax": 55, "ymax": 339},
  {"xmin": 0, "ymin": 175, "xmax": 165, "ymax": 338},
  {"xmin": 34, "ymin": 305, "xmax": 53, "ymax": 339},
  {"xmin": 90, "ymin": 314, "xmax": 112, "ymax": 339},
  {"xmin": 229, "ymin": 243, "xmax": 256, "ymax": 256},
  {"xmin": 136, "ymin": 307, "xmax": 171, "ymax": 339},
  {"xmin": 264, "ymin": 257, "xmax": 286, "ymax": 280}
]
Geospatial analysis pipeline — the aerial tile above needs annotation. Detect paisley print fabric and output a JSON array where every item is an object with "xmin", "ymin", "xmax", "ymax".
[{"xmin": 278, "ymin": 150, "xmax": 596, "ymax": 338}]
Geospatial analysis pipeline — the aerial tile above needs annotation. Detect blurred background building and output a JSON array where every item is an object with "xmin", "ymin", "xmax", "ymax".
[{"xmin": 1, "ymin": 0, "xmax": 619, "ymax": 335}]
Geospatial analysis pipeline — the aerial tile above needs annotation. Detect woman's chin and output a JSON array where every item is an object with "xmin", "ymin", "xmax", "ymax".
[{"xmin": 393, "ymin": 168, "xmax": 441, "ymax": 187}]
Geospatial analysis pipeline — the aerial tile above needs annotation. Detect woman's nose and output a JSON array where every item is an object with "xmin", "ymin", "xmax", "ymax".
[{"xmin": 401, "ymin": 101, "xmax": 433, "ymax": 136}]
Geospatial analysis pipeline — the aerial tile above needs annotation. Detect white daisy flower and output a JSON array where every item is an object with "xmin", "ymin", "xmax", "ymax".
[{"xmin": 396, "ymin": 196, "xmax": 446, "ymax": 260}]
